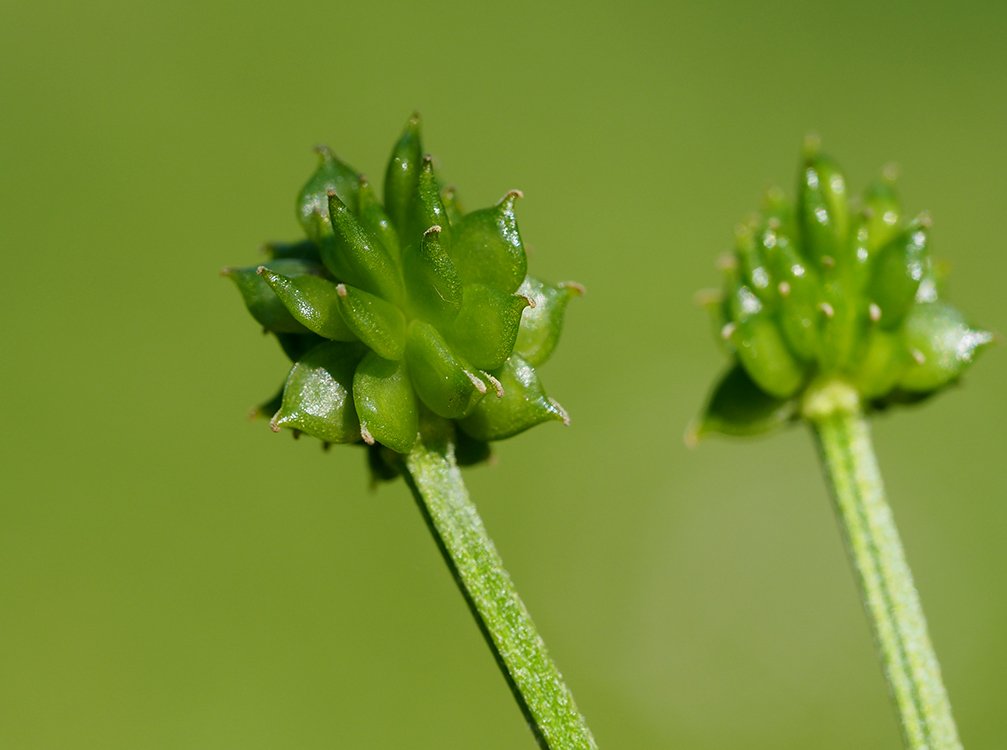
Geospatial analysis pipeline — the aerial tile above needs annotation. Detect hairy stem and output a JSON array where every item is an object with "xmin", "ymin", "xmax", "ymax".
[
  {"xmin": 402, "ymin": 426, "xmax": 597, "ymax": 750},
  {"xmin": 805, "ymin": 380, "xmax": 961, "ymax": 749}
]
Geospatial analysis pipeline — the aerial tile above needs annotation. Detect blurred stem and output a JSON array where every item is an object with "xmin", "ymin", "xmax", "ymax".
[
  {"xmin": 804, "ymin": 379, "xmax": 961, "ymax": 750},
  {"xmin": 402, "ymin": 422, "xmax": 597, "ymax": 750}
]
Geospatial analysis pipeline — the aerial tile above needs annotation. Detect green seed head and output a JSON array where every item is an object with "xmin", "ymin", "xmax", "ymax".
[
  {"xmin": 694, "ymin": 140, "xmax": 992, "ymax": 440},
  {"xmin": 226, "ymin": 115, "xmax": 577, "ymax": 472}
]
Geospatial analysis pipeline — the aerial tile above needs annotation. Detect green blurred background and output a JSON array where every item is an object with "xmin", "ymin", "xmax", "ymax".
[{"xmin": 3, "ymin": 0, "xmax": 1004, "ymax": 747}]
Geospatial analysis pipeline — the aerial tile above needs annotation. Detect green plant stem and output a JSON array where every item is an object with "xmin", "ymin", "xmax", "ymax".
[
  {"xmin": 402, "ymin": 427, "xmax": 598, "ymax": 750},
  {"xmin": 805, "ymin": 380, "xmax": 961, "ymax": 750}
]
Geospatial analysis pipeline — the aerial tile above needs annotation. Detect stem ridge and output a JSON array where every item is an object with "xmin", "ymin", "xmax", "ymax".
[
  {"xmin": 403, "ymin": 432, "xmax": 597, "ymax": 750},
  {"xmin": 810, "ymin": 399, "xmax": 961, "ymax": 749}
]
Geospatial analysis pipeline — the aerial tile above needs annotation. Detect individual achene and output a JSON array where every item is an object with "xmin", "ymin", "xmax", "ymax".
[{"xmin": 225, "ymin": 115, "xmax": 580, "ymax": 471}]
